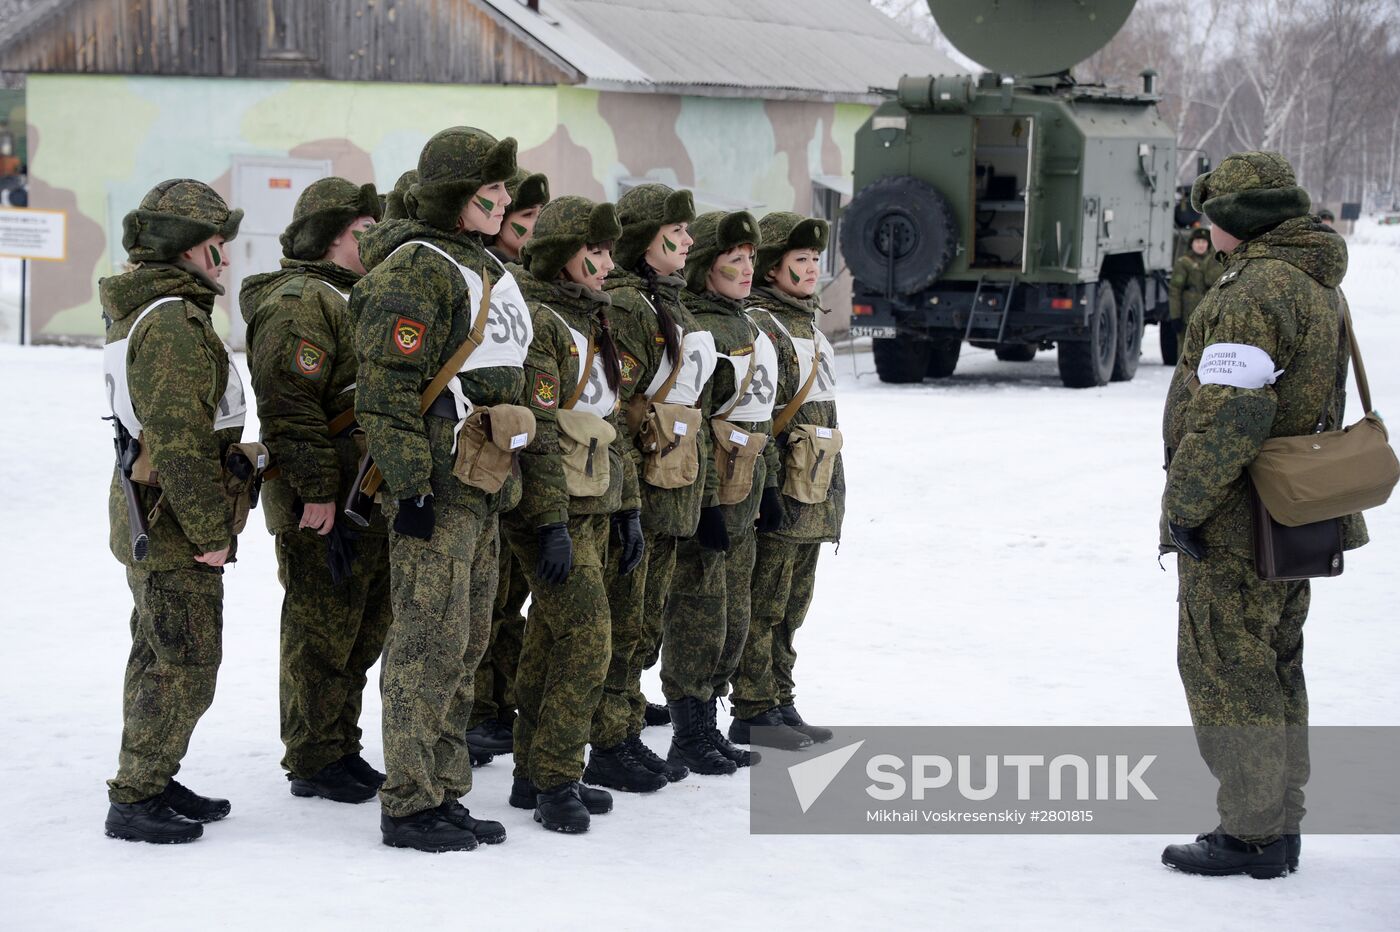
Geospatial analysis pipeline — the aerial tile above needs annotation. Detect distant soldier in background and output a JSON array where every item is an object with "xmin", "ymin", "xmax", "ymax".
[
  {"xmin": 1318, "ymin": 208, "xmax": 1335, "ymax": 230},
  {"xmin": 1162, "ymin": 227, "xmax": 1223, "ymax": 366},
  {"xmin": 241, "ymin": 177, "xmax": 391, "ymax": 805},
  {"xmin": 101, "ymin": 180, "xmax": 250, "ymax": 844}
]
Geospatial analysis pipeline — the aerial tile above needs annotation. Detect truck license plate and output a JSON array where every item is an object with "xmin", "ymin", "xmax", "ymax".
[{"xmin": 849, "ymin": 325, "xmax": 897, "ymax": 338}]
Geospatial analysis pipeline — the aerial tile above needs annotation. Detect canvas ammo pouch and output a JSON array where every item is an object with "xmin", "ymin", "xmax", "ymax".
[
  {"xmin": 712, "ymin": 419, "xmax": 767, "ymax": 505},
  {"xmin": 129, "ymin": 432, "xmax": 159, "ymax": 486},
  {"xmin": 223, "ymin": 441, "xmax": 270, "ymax": 536},
  {"xmin": 453, "ymin": 405, "xmax": 536, "ymax": 493},
  {"xmin": 557, "ymin": 410, "xmax": 616, "ymax": 498},
  {"xmin": 637, "ymin": 352, "xmax": 703, "ymax": 490},
  {"xmin": 781, "ymin": 424, "xmax": 843, "ymax": 504}
]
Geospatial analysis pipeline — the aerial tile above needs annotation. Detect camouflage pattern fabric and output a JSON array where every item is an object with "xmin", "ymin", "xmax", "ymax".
[
  {"xmin": 280, "ymin": 177, "xmax": 380, "ymax": 261},
  {"xmin": 731, "ymin": 538, "xmax": 820, "ymax": 719},
  {"xmin": 107, "ymin": 565, "xmax": 223, "ymax": 803},
  {"xmin": 276, "ymin": 529, "xmax": 392, "ymax": 777},
  {"xmin": 103, "ymin": 266, "xmax": 242, "ymax": 569},
  {"xmin": 378, "ymin": 511, "xmax": 498, "ymax": 816},
  {"xmin": 1168, "ymin": 251, "xmax": 1224, "ymax": 323},
  {"xmin": 592, "ymin": 537, "xmax": 646, "ymax": 748},
  {"xmin": 384, "ymin": 170, "xmax": 417, "ymax": 222},
  {"xmin": 629, "ymin": 530, "xmax": 679, "ymax": 729},
  {"xmin": 121, "ymin": 178, "xmax": 242, "ymax": 265},
  {"xmin": 469, "ymin": 546, "xmax": 529, "ymax": 729},
  {"xmin": 1177, "ymin": 550, "xmax": 1309, "ymax": 843},
  {"xmin": 506, "ymin": 513, "xmax": 612, "ymax": 791}
]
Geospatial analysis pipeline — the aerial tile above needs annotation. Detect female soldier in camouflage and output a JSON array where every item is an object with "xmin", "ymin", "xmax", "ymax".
[
  {"xmin": 729, "ymin": 212, "xmax": 843, "ymax": 751},
  {"xmin": 659, "ymin": 210, "xmax": 783, "ymax": 773},
  {"xmin": 102, "ymin": 180, "xmax": 246, "ymax": 844},
  {"xmin": 583, "ymin": 183, "xmax": 720, "ymax": 791},
  {"xmin": 498, "ymin": 195, "xmax": 648, "ymax": 831},
  {"xmin": 352, "ymin": 126, "xmax": 528, "ymax": 853}
]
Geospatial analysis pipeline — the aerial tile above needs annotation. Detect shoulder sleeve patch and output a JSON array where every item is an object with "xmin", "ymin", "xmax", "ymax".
[
  {"xmin": 390, "ymin": 316, "xmax": 427, "ymax": 356},
  {"xmin": 1197, "ymin": 342, "xmax": 1282, "ymax": 390},
  {"xmin": 532, "ymin": 372, "xmax": 559, "ymax": 409},
  {"xmin": 619, "ymin": 352, "xmax": 640, "ymax": 386},
  {"xmin": 293, "ymin": 338, "xmax": 328, "ymax": 379}
]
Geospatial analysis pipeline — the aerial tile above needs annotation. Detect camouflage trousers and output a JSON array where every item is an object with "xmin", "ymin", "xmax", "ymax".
[
  {"xmin": 731, "ymin": 537, "xmax": 821, "ymax": 719},
  {"xmin": 627, "ymin": 531, "xmax": 680, "ymax": 733},
  {"xmin": 379, "ymin": 504, "xmax": 497, "ymax": 817},
  {"xmin": 662, "ymin": 522, "xmax": 758, "ymax": 702},
  {"xmin": 592, "ymin": 523, "xmax": 647, "ymax": 749},
  {"xmin": 507, "ymin": 514, "xmax": 612, "ymax": 791},
  {"xmin": 277, "ymin": 528, "xmax": 392, "ymax": 779},
  {"xmin": 469, "ymin": 545, "xmax": 529, "ymax": 730},
  {"xmin": 108, "ymin": 565, "xmax": 223, "ymax": 804},
  {"xmin": 1178, "ymin": 550, "xmax": 1310, "ymax": 844}
]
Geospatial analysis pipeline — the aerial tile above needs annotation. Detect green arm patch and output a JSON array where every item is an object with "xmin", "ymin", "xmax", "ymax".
[
  {"xmin": 532, "ymin": 372, "xmax": 560, "ymax": 410},
  {"xmin": 292, "ymin": 338, "xmax": 329, "ymax": 379}
]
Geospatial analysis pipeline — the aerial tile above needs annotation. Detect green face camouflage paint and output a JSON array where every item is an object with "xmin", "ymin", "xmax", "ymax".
[
  {"xmin": 717, "ymin": 264, "xmax": 740, "ymax": 282},
  {"xmin": 583, "ymin": 256, "xmax": 598, "ymax": 276},
  {"xmin": 510, "ymin": 221, "xmax": 528, "ymax": 238},
  {"xmin": 788, "ymin": 267, "xmax": 801, "ymax": 285},
  {"xmin": 475, "ymin": 194, "xmax": 495, "ymax": 213},
  {"xmin": 662, "ymin": 235, "xmax": 678, "ymax": 253},
  {"xmin": 209, "ymin": 244, "xmax": 222, "ymax": 266}
]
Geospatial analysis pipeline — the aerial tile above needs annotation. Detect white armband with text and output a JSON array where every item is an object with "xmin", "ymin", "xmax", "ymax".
[{"xmin": 1197, "ymin": 343, "xmax": 1283, "ymax": 390}]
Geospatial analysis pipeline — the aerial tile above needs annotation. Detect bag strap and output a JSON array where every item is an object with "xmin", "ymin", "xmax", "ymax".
[
  {"xmin": 649, "ymin": 339, "xmax": 684, "ymax": 406},
  {"xmin": 1342, "ymin": 297, "xmax": 1374, "ymax": 415},
  {"xmin": 716, "ymin": 352, "xmax": 758, "ymax": 421},
  {"xmin": 772, "ymin": 355, "xmax": 820, "ymax": 437},
  {"xmin": 565, "ymin": 334, "xmax": 597, "ymax": 410}
]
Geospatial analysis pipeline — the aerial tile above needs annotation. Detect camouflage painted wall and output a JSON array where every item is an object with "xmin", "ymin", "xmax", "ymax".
[{"xmin": 24, "ymin": 74, "xmax": 865, "ymax": 343}]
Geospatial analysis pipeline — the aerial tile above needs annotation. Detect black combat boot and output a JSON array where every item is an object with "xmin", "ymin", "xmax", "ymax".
[
  {"xmin": 1162, "ymin": 831, "xmax": 1288, "ymax": 879},
  {"xmin": 644, "ymin": 701, "xmax": 671, "ymax": 726},
  {"xmin": 381, "ymin": 807, "xmax": 477, "ymax": 852},
  {"xmin": 510, "ymin": 777, "xmax": 613, "ymax": 814},
  {"xmin": 729, "ymin": 707, "xmax": 814, "ymax": 751},
  {"xmin": 625, "ymin": 733, "xmax": 689, "ymax": 782},
  {"xmin": 777, "ymin": 704, "xmax": 833, "ymax": 744},
  {"xmin": 105, "ymin": 797, "xmax": 203, "ymax": 844},
  {"xmin": 584, "ymin": 742, "xmax": 669, "ymax": 793},
  {"xmin": 289, "ymin": 759, "xmax": 378, "ymax": 804},
  {"xmin": 668, "ymin": 697, "xmax": 738, "ymax": 776},
  {"xmin": 534, "ymin": 782, "xmax": 591, "ymax": 834},
  {"xmin": 466, "ymin": 719, "xmax": 515, "ymax": 756},
  {"xmin": 437, "ymin": 799, "xmax": 506, "ymax": 845},
  {"xmin": 160, "ymin": 780, "xmax": 231, "ymax": 823},
  {"xmin": 1197, "ymin": 828, "xmax": 1302, "ymax": 873},
  {"xmin": 340, "ymin": 753, "xmax": 386, "ymax": 789},
  {"xmin": 706, "ymin": 698, "xmax": 759, "ymax": 767}
]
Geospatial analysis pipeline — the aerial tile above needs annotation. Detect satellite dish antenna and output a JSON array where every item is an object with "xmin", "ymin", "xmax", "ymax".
[{"xmin": 926, "ymin": 0, "xmax": 1139, "ymax": 77}]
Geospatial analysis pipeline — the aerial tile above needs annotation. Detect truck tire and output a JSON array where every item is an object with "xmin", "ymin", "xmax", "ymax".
[
  {"xmin": 1160, "ymin": 319, "xmax": 1180, "ymax": 366},
  {"xmin": 926, "ymin": 335, "xmax": 961, "ymax": 378},
  {"xmin": 1110, "ymin": 277, "xmax": 1144, "ymax": 382},
  {"xmin": 840, "ymin": 176, "xmax": 958, "ymax": 294},
  {"xmin": 994, "ymin": 343, "xmax": 1037, "ymax": 362},
  {"xmin": 1057, "ymin": 284, "xmax": 1118, "ymax": 388},
  {"xmin": 873, "ymin": 337, "xmax": 929, "ymax": 383}
]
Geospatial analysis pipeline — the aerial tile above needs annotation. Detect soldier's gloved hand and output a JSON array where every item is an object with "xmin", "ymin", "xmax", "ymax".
[
  {"xmin": 325, "ymin": 521, "xmax": 361, "ymax": 586},
  {"xmin": 612, "ymin": 509, "xmax": 645, "ymax": 575},
  {"xmin": 537, "ymin": 522, "xmax": 574, "ymax": 585},
  {"xmin": 1169, "ymin": 521, "xmax": 1206, "ymax": 561},
  {"xmin": 697, "ymin": 505, "xmax": 731, "ymax": 552},
  {"xmin": 393, "ymin": 494, "xmax": 435, "ymax": 540},
  {"xmin": 756, "ymin": 486, "xmax": 787, "ymax": 533}
]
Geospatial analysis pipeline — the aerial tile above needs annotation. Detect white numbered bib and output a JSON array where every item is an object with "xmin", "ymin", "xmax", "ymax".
[
  {"xmin": 551, "ymin": 309, "xmax": 618, "ymax": 418},
  {"xmin": 720, "ymin": 324, "xmax": 779, "ymax": 422},
  {"xmin": 770, "ymin": 315, "xmax": 837, "ymax": 405},
  {"xmin": 642, "ymin": 324, "xmax": 718, "ymax": 406},
  {"xmin": 103, "ymin": 296, "xmax": 246, "ymax": 435}
]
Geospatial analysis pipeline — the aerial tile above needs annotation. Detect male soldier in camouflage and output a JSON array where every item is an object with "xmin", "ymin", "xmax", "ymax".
[
  {"xmin": 102, "ymin": 180, "xmax": 246, "ymax": 843},
  {"xmin": 467, "ymin": 166, "xmax": 552, "ymax": 764},
  {"xmin": 585, "ymin": 183, "xmax": 718, "ymax": 789},
  {"xmin": 241, "ymin": 177, "xmax": 391, "ymax": 804},
  {"xmin": 352, "ymin": 126, "xmax": 529, "ymax": 852},
  {"xmin": 1162, "ymin": 227, "xmax": 1223, "ymax": 366},
  {"xmin": 730, "ymin": 211, "xmax": 842, "ymax": 751},
  {"xmin": 662, "ymin": 210, "xmax": 783, "ymax": 773},
  {"xmin": 1160, "ymin": 151, "xmax": 1365, "ymax": 878}
]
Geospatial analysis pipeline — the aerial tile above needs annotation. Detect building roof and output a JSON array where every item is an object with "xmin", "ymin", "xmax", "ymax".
[{"xmin": 483, "ymin": 0, "xmax": 964, "ymax": 101}]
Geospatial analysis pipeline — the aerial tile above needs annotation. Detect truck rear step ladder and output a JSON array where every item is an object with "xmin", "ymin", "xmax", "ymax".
[{"xmin": 964, "ymin": 275, "xmax": 1018, "ymax": 345}]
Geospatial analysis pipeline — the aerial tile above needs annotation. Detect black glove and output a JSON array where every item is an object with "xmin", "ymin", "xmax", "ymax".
[
  {"xmin": 697, "ymin": 505, "xmax": 731, "ymax": 552},
  {"xmin": 325, "ymin": 520, "xmax": 361, "ymax": 586},
  {"xmin": 1169, "ymin": 521, "xmax": 1206, "ymax": 561},
  {"xmin": 755, "ymin": 486, "xmax": 787, "ymax": 534},
  {"xmin": 393, "ymin": 494, "xmax": 435, "ymax": 540},
  {"xmin": 226, "ymin": 449, "xmax": 253, "ymax": 481},
  {"xmin": 537, "ymin": 521, "xmax": 574, "ymax": 585},
  {"xmin": 612, "ymin": 509, "xmax": 645, "ymax": 575}
]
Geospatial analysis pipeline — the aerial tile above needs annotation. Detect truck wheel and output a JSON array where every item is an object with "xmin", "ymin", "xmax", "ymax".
[
  {"xmin": 1110, "ymin": 277, "xmax": 1144, "ymax": 382},
  {"xmin": 926, "ymin": 336, "xmax": 961, "ymax": 378},
  {"xmin": 994, "ymin": 343, "xmax": 1037, "ymax": 362},
  {"xmin": 840, "ymin": 176, "xmax": 958, "ymax": 294},
  {"xmin": 1057, "ymin": 284, "xmax": 1118, "ymax": 388},
  {"xmin": 1160, "ymin": 320, "xmax": 1180, "ymax": 366},
  {"xmin": 873, "ymin": 337, "xmax": 929, "ymax": 384}
]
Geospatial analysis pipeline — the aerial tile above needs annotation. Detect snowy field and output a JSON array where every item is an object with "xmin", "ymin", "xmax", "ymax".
[{"xmin": 3, "ymin": 221, "xmax": 1399, "ymax": 930}]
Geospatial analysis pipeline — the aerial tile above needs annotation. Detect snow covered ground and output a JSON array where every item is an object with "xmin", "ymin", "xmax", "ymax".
[{"xmin": 3, "ymin": 221, "xmax": 1398, "ymax": 930}]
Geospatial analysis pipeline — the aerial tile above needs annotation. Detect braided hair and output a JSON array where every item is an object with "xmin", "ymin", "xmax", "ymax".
[{"xmin": 634, "ymin": 257, "xmax": 681, "ymax": 367}]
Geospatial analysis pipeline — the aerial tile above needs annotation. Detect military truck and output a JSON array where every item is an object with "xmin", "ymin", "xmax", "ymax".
[{"xmin": 841, "ymin": 0, "xmax": 1176, "ymax": 388}]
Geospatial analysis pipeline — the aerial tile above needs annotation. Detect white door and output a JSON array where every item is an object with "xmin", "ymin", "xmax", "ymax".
[{"xmin": 227, "ymin": 156, "xmax": 330, "ymax": 348}]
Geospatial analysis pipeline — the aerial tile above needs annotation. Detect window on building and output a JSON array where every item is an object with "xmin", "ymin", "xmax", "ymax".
[{"xmin": 811, "ymin": 177, "xmax": 848, "ymax": 280}]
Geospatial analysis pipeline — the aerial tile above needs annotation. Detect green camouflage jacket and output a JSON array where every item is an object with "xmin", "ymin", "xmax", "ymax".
[
  {"xmin": 747, "ymin": 285, "xmax": 845, "ymax": 544},
  {"xmin": 1161, "ymin": 216, "xmax": 1368, "ymax": 556},
  {"xmin": 515, "ymin": 271, "xmax": 639, "ymax": 525},
  {"xmin": 350, "ymin": 219, "xmax": 525, "ymax": 531},
  {"xmin": 1168, "ymin": 251, "xmax": 1225, "ymax": 323},
  {"xmin": 103, "ymin": 265, "xmax": 242, "ymax": 568},
  {"xmin": 689, "ymin": 289, "xmax": 780, "ymax": 528},
  {"xmin": 605, "ymin": 267, "xmax": 718, "ymax": 536},
  {"xmin": 241, "ymin": 259, "xmax": 385, "ymax": 535}
]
